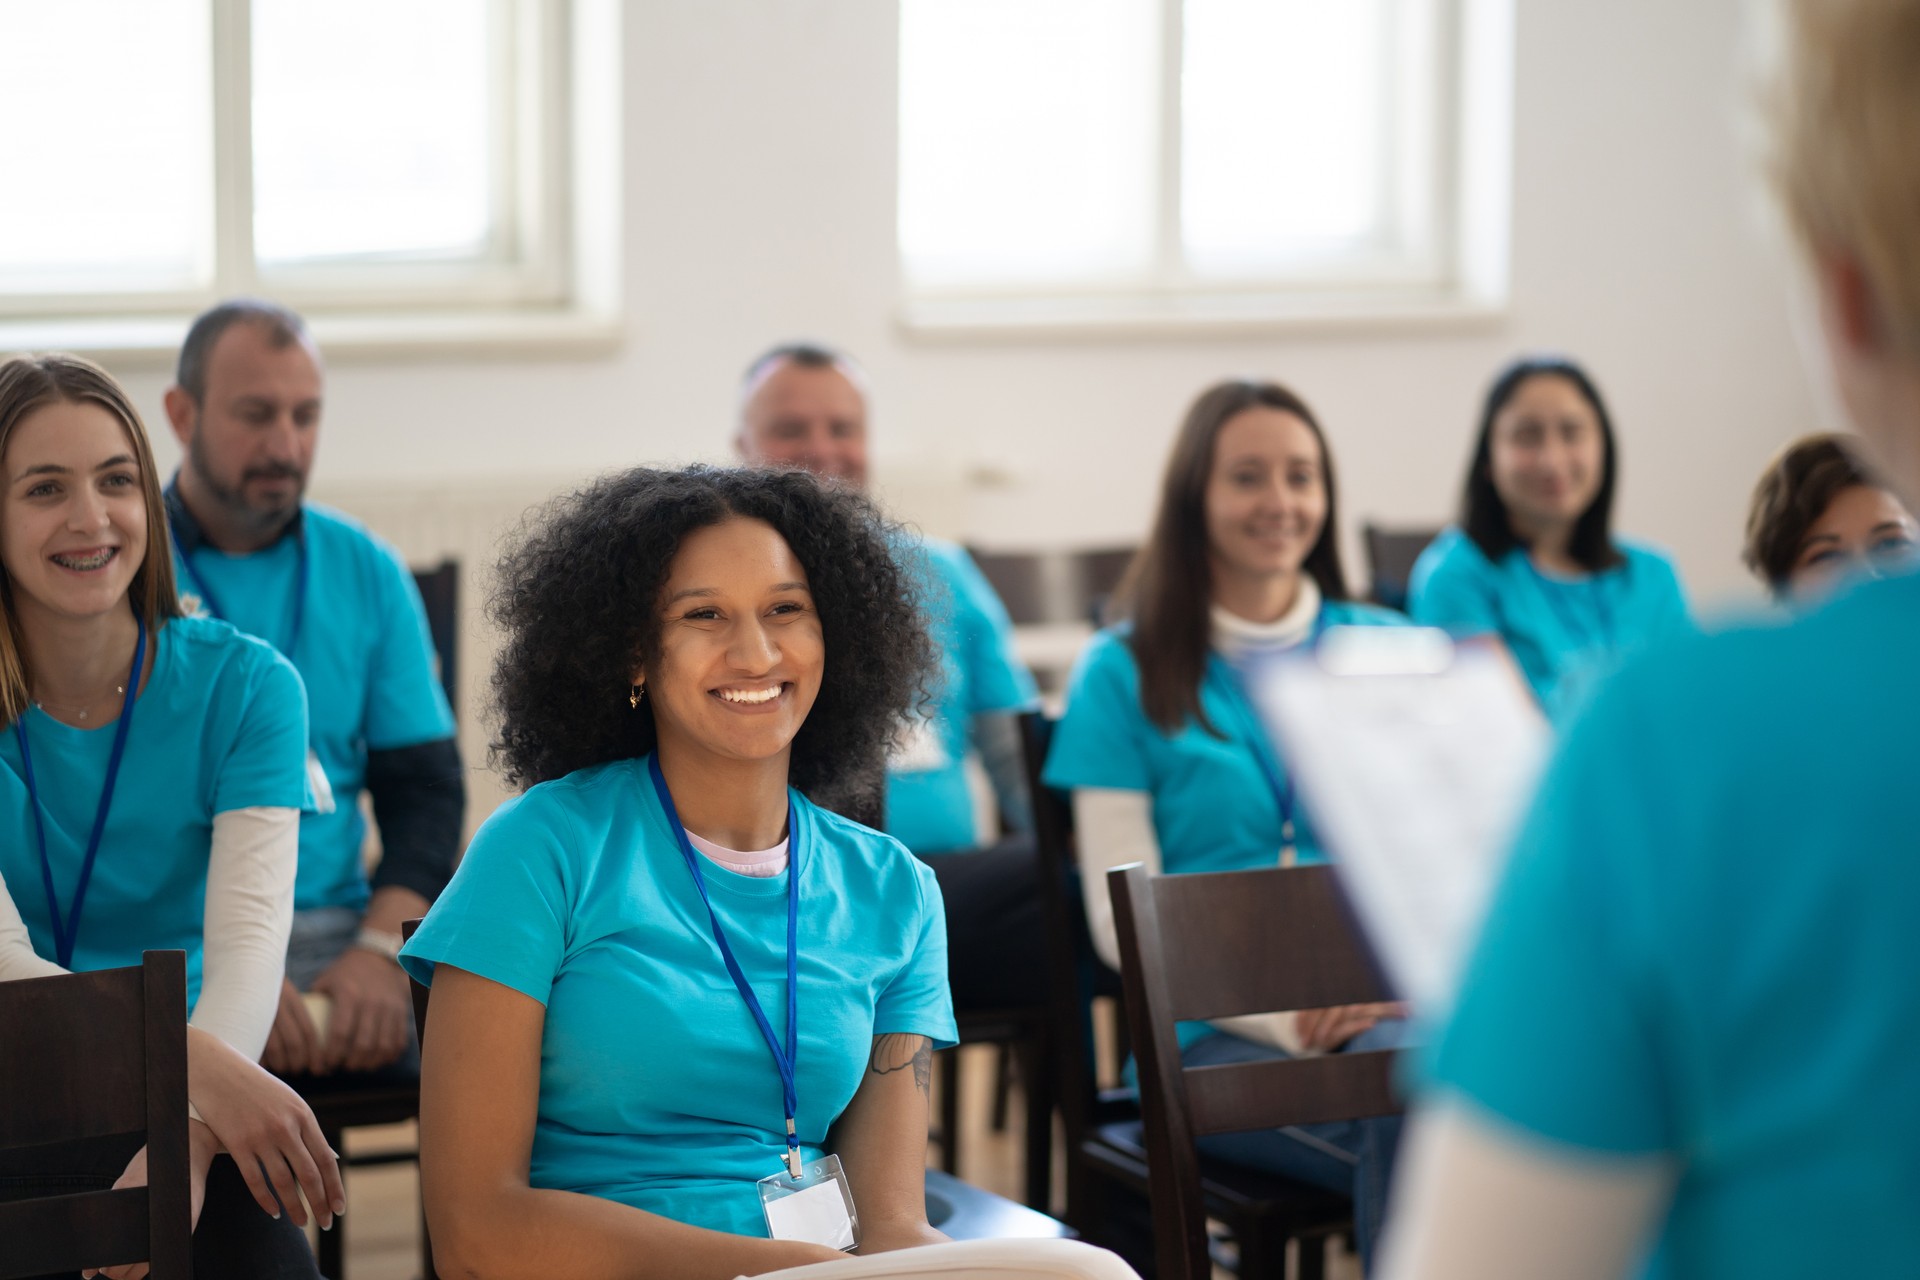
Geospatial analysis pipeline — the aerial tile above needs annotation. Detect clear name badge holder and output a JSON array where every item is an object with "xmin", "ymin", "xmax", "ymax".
[{"xmin": 758, "ymin": 1152, "xmax": 859, "ymax": 1251}]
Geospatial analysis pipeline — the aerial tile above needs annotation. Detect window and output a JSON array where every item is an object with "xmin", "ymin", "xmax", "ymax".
[
  {"xmin": 0, "ymin": 0, "xmax": 620, "ymax": 353},
  {"xmin": 897, "ymin": 0, "xmax": 1512, "ymax": 332}
]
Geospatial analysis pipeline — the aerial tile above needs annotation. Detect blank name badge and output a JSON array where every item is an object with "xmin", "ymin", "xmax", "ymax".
[{"xmin": 758, "ymin": 1154, "xmax": 859, "ymax": 1251}]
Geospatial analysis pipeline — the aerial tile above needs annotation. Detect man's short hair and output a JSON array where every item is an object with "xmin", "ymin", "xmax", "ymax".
[
  {"xmin": 741, "ymin": 342, "xmax": 846, "ymax": 387},
  {"xmin": 176, "ymin": 299, "xmax": 313, "ymax": 402}
]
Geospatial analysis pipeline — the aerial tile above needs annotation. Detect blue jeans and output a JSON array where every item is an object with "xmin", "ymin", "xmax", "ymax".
[{"xmin": 1183, "ymin": 1019, "xmax": 1411, "ymax": 1274}]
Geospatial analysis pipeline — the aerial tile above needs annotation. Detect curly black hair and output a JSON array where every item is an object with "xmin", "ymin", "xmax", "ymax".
[{"xmin": 489, "ymin": 465, "xmax": 936, "ymax": 823}]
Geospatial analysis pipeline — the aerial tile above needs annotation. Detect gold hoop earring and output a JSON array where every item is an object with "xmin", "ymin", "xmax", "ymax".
[{"xmin": 630, "ymin": 682, "xmax": 645, "ymax": 709}]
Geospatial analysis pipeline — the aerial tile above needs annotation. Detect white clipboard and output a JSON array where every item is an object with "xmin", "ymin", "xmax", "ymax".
[{"xmin": 1245, "ymin": 626, "xmax": 1549, "ymax": 1017}]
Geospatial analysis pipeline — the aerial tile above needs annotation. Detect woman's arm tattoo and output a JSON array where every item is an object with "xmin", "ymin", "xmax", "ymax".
[{"xmin": 868, "ymin": 1033, "xmax": 933, "ymax": 1095}]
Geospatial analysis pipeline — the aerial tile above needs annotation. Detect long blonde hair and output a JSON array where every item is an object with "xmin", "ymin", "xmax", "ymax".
[{"xmin": 0, "ymin": 354, "xmax": 183, "ymax": 725}]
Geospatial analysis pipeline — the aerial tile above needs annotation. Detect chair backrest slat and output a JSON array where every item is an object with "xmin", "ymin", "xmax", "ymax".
[
  {"xmin": 0, "ymin": 967, "xmax": 148, "ymax": 1145},
  {"xmin": 0, "ymin": 1188, "xmax": 150, "ymax": 1276},
  {"xmin": 1151, "ymin": 865, "xmax": 1393, "ymax": 1020},
  {"xmin": 0, "ymin": 951, "xmax": 191, "ymax": 1280},
  {"xmin": 1184, "ymin": 1052, "xmax": 1399, "ymax": 1137}
]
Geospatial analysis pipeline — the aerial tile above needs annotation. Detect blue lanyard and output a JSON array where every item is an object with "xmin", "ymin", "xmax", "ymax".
[
  {"xmin": 1527, "ymin": 560, "xmax": 1615, "ymax": 654},
  {"xmin": 1213, "ymin": 605, "xmax": 1326, "ymax": 854},
  {"xmin": 14, "ymin": 615, "xmax": 147, "ymax": 970},
  {"xmin": 178, "ymin": 531, "xmax": 309, "ymax": 660},
  {"xmin": 648, "ymin": 754, "xmax": 804, "ymax": 1179}
]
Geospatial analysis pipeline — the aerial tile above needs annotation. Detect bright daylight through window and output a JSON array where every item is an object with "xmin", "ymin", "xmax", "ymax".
[
  {"xmin": 0, "ymin": 0, "xmax": 618, "ymax": 352},
  {"xmin": 898, "ymin": 0, "xmax": 1511, "ymax": 332}
]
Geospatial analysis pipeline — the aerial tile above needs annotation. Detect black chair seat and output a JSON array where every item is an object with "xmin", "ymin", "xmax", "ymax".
[{"xmin": 1089, "ymin": 1120, "xmax": 1350, "ymax": 1228}]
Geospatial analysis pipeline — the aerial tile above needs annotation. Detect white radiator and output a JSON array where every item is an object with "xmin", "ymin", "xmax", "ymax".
[{"xmin": 308, "ymin": 475, "xmax": 578, "ymax": 837}]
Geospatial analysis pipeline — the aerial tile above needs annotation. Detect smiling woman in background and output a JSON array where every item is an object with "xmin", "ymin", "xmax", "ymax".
[
  {"xmin": 1408, "ymin": 356, "xmax": 1690, "ymax": 720},
  {"xmin": 1743, "ymin": 431, "xmax": 1920, "ymax": 603},
  {"xmin": 1045, "ymin": 379, "xmax": 1408, "ymax": 1272},
  {"xmin": 0, "ymin": 354, "xmax": 340, "ymax": 1279}
]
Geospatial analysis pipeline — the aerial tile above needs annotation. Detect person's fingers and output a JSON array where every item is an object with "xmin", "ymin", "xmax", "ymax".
[
  {"xmin": 347, "ymin": 996, "xmax": 388, "ymax": 1072},
  {"xmin": 300, "ymin": 1107, "xmax": 348, "ymax": 1221},
  {"xmin": 377, "ymin": 999, "xmax": 410, "ymax": 1068},
  {"xmin": 1295, "ymin": 1008, "xmax": 1334, "ymax": 1050},
  {"xmin": 257, "ymin": 1141, "xmax": 309, "ymax": 1228},
  {"xmin": 228, "ymin": 1140, "xmax": 285, "ymax": 1221},
  {"xmin": 279, "ymin": 1129, "xmax": 335, "ymax": 1232},
  {"xmin": 323, "ymin": 988, "xmax": 364, "ymax": 1073},
  {"xmin": 282, "ymin": 991, "xmax": 321, "ymax": 1076}
]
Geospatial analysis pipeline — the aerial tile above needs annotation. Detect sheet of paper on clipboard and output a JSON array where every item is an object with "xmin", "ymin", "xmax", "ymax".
[{"xmin": 1245, "ymin": 626, "xmax": 1549, "ymax": 1017}]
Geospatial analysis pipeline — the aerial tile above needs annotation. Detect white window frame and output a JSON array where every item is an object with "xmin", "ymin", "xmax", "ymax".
[
  {"xmin": 0, "ymin": 0, "xmax": 622, "ymax": 359},
  {"xmin": 897, "ymin": 0, "xmax": 1514, "ymax": 339}
]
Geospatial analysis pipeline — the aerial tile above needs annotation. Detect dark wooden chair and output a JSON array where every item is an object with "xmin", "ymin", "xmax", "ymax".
[
  {"xmin": 401, "ymin": 921, "xmax": 1067, "ymax": 1246},
  {"xmin": 304, "ymin": 560, "xmax": 460, "ymax": 1279},
  {"xmin": 0, "ymin": 951, "xmax": 191, "ymax": 1280},
  {"xmin": 411, "ymin": 560, "xmax": 460, "ymax": 713},
  {"xmin": 1360, "ymin": 523, "xmax": 1441, "ymax": 613},
  {"xmin": 1017, "ymin": 710, "xmax": 1139, "ymax": 1243},
  {"xmin": 1109, "ymin": 864, "xmax": 1404, "ymax": 1280}
]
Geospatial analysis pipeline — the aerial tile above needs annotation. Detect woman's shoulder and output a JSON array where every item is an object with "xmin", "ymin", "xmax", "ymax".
[
  {"xmin": 489, "ymin": 758, "xmax": 644, "ymax": 829},
  {"xmin": 1611, "ymin": 537, "xmax": 1682, "ymax": 576},
  {"xmin": 160, "ymin": 613, "xmax": 301, "ymax": 695},
  {"xmin": 795, "ymin": 794, "xmax": 937, "ymax": 904},
  {"xmin": 1061, "ymin": 625, "xmax": 1144, "ymax": 703},
  {"xmin": 1415, "ymin": 526, "xmax": 1500, "ymax": 577}
]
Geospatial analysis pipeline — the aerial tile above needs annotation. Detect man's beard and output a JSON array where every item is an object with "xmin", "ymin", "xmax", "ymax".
[{"xmin": 189, "ymin": 425, "xmax": 305, "ymax": 535}]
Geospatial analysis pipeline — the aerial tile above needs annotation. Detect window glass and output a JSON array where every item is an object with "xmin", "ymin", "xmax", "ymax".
[
  {"xmin": 0, "ymin": 0, "xmax": 213, "ymax": 294},
  {"xmin": 899, "ymin": 0, "xmax": 1160, "ymax": 288},
  {"xmin": 252, "ymin": 0, "xmax": 496, "ymax": 265}
]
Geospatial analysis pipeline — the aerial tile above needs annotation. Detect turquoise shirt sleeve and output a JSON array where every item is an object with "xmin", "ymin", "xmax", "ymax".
[
  {"xmin": 1424, "ymin": 660, "xmax": 1674, "ymax": 1154},
  {"xmin": 1043, "ymin": 630, "xmax": 1152, "ymax": 793},
  {"xmin": 399, "ymin": 788, "xmax": 571, "ymax": 1005},
  {"xmin": 943, "ymin": 548, "xmax": 1039, "ymax": 715},
  {"xmin": 209, "ymin": 635, "xmax": 312, "ymax": 815},
  {"xmin": 363, "ymin": 540, "xmax": 457, "ymax": 751},
  {"xmin": 1408, "ymin": 529, "xmax": 1503, "ymax": 636},
  {"xmin": 872, "ymin": 853, "xmax": 960, "ymax": 1047},
  {"xmin": 1632, "ymin": 545, "xmax": 1692, "ymax": 636}
]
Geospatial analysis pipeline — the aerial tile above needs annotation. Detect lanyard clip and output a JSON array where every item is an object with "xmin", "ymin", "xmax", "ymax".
[{"xmin": 786, "ymin": 1120, "xmax": 803, "ymax": 1180}]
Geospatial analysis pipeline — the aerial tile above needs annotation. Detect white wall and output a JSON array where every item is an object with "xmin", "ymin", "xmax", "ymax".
[{"xmin": 117, "ymin": 0, "xmax": 1814, "ymax": 613}]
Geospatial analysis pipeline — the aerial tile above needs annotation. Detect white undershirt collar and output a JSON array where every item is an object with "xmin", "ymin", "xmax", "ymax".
[{"xmin": 1210, "ymin": 577, "xmax": 1323, "ymax": 663}]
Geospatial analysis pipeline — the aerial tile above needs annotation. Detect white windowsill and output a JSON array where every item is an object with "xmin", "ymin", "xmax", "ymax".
[
  {"xmin": 0, "ymin": 307, "xmax": 625, "ymax": 367},
  {"xmin": 897, "ymin": 289, "xmax": 1509, "ymax": 342}
]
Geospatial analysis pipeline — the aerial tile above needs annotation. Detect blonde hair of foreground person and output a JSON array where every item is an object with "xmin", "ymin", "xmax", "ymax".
[{"xmin": 1378, "ymin": 3, "xmax": 1920, "ymax": 1279}]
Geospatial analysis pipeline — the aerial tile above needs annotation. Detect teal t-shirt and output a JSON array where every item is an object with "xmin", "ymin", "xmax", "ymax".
[
  {"xmin": 399, "ymin": 756, "xmax": 958, "ymax": 1237},
  {"xmin": 1408, "ymin": 526, "xmax": 1690, "ymax": 721},
  {"xmin": 884, "ymin": 537, "xmax": 1037, "ymax": 855},
  {"xmin": 0, "ymin": 615, "xmax": 310, "ymax": 1005},
  {"xmin": 172, "ymin": 501, "xmax": 456, "ymax": 912},
  {"xmin": 1425, "ymin": 573, "xmax": 1920, "ymax": 1278},
  {"xmin": 1043, "ymin": 600, "xmax": 1407, "ymax": 875}
]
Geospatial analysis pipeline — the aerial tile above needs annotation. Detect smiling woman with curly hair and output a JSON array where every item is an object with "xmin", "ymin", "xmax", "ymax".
[{"xmin": 396, "ymin": 466, "xmax": 1138, "ymax": 1280}]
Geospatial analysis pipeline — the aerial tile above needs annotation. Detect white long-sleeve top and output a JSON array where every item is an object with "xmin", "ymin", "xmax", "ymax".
[{"xmin": 0, "ymin": 804, "xmax": 297, "ymax": 1061}]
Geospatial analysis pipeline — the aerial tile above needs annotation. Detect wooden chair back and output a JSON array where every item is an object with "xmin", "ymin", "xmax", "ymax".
[
  {"xmin": 410, "ymin": 559, "xmax": 460, "ymax": 719},
  {"xmin": 1360, "ymin": 523, "xmax": 1440, "ymax": 612},
  {"xmin": 0, "ymin": 951, "xmax": 191, "ymax": 1280},
  {"xmin": 1109, "ymin": 863, "xmax": 1403, "ymax": 1280}
]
